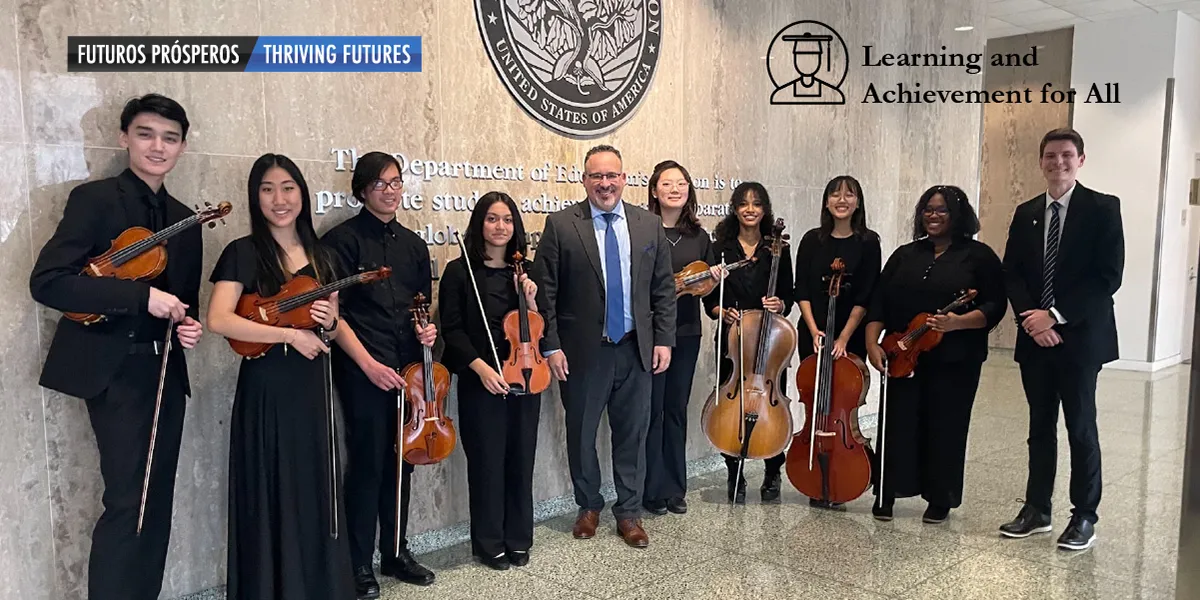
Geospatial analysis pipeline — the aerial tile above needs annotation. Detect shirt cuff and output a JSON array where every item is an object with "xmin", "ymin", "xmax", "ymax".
[
  {"xmin": 1049, "ymin": 307, "xmax": 1066, "ymax": 324},
  {"xmin": 541, "ymin": 348, "xmax": 562, "ymax": 358}
]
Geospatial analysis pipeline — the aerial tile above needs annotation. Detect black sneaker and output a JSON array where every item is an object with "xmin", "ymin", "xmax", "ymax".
[
  {"xmin": 872, "ymin": 502, "xmax": 893, "ymax": 521},
  {"xmin": 761, "ymin": 472, "xmax": 782, "ymax": 504},
  {"xmin": 506, "ymin": 549, "xmax": 529, "ymax": 567},
  {"xmin": 643, "ymin": 500, "xmax": 668, "ymax": 516},
  {"xmin": 666, "ymin": 497, "xmax": 688, "ymax": 514},
  {"xmin": 922, "ymin": 504, "xmax": 950, "ymax": 524},
  {"xmin": 1056, "ymin": 516, "xmax": 1096, "ymax": 551},
  {"xmin": 476, "ymin": 551, "xmax": 510, "ymax": 571},
  {"xmin": 353, "ymin": 565, "xmax": 380, "ymax": 600},
  {"xmin": 999, "ymin": 505, "xmax": 1052, "ymax": 538}
]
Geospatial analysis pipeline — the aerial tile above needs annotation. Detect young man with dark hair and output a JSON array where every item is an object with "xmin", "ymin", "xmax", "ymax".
[
  {"xmin": 29, "ymin": 93, "xmax": 204, "ymax": 600},
  {"xmin": 1000, "ymin": 127, "xmax": 1125, "ymax": 551},
  {"xmin": 322, "ymin": 151, "xmax": 438, "ymax": 600}
]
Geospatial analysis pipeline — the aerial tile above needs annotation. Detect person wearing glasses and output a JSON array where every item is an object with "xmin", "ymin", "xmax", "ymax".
[
  {"xmin": 321, "ymin": 152, "xmax": 439, "ymax": 599},
  {"xmin": 863, "ymin": 185, "xmax": 1006, "ymax": 524},
  {"xmin": 532, "ymin": 145, "xmax": 676, "ymax": 548}
]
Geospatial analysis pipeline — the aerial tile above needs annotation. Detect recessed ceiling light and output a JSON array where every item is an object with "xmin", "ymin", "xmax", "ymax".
[{"xmin": 955, "ymin": 25, "xmax": 974, "ymax": 31}]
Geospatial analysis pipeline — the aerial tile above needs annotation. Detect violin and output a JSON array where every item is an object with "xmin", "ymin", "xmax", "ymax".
[
  {"xmin": 701, "ymin": 218, "xmax": 796, "ymax": 462},
  {"xmin": 399, "ymin": 293, "xmax": 456, "ymax": 465},
  {"xmin": 880, "ymin": 288, "xmax": 977, "ymax": 378},
  {"xmin": 674, "ymin": 256, "xmax": 756, "ymax": 298},
  {"xmin": 227, "ymin": 266, "xmax": 392, "ymax": 358},
  {"xmin": 501, "ymin": 252, "xmax": 551, "ymax": 395},
  {"xmin": 65, "ymin": 201, "xmax": 232, "ymax": 325},
  {"xmin": 785, "ymin": 259, "xmax": 873, "ymax": 504}
]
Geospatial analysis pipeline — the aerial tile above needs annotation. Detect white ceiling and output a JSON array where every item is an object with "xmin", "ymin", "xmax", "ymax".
[{"xmin": 987, "ymin": 0, "xmax": 1200, "ymax": 37}]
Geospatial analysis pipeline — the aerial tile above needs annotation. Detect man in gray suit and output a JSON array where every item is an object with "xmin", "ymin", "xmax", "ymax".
[{"xmin": 534, "ymin": 145, "xmax": 676, "ymax": 548}]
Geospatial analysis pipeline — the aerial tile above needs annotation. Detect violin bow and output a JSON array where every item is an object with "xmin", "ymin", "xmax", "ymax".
[
  {"xmin": 136, "ymin": 321, "xmax": 174, "ymax": 535},
  {"xmin": 453, "ymin": 231, "xmax": 505, "ymax": 380},
  {"xmin": 394, "ymin": 374, "xmax": 405, "ymax": 558},
  {"xmin": 876, "ymin": 354, "xmax": 889, "ymax": 510},
  {"xmin": 319, "ymin": 325, "xmax": 340, "ymax": 539},
  {"xmin": 734, "ymin": 302, "xmax": 746, "ymax": 496}
]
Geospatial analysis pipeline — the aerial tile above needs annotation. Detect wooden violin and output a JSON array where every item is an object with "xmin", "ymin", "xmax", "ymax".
[
  {"xmin": 399, "ymin": 293, "xmax": 456, "ymax": 465},
  {"xmin": 880, "ymin": 288, "xmax": 978, "ymax": 378},
  {"xmin": 674, "ymin": 256, "xmax": 756, "ymax": 298},
  {"xmin": 501, "ymin": 252, "xmax": 551, "ymax": 395},
  {"xmin": 66, "ymin": 201, "xmax": 232, "ymax": 325},
  {"xmin": 227, "ymin": 266, "xmax": 392, "ymax": 358},
  {"xmin": 786, "ymin": 258, "xmax": 873, "ymax": 505},
  {"xmin": 701, "ymin": 218, "xmax": 796, "ymax": 461}
]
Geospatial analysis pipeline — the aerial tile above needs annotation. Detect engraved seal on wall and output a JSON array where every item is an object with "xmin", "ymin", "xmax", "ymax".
[{"xmin": 475, "ymin": 0, "xmax": 663, "ymax": 137}]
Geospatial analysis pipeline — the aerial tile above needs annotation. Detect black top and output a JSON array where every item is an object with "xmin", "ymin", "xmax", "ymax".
[
  {"xmin": 702, "ymin": 235, "xmax": 795, "ymax": 320},
  {"xmin": 438, "ymin": 256, "xmax": 552, "ymax": 375},
  {"xmin": 208, "ymin": 235, "xmax": 327, "ymax": 294},
  {"xmin": 664, "ymin": 226, "xmax": 715, "ymax": 337},
  {"xmin": 868, "ymin": 238, "xmax": 1007, "ymax": 364},
  {"xmin": 320, "ymin": 210, "xmax": 432, "ymax": 368},
  {"xmin": 793, "ymin": 228, "xmax": 881, "ymax": 357}
]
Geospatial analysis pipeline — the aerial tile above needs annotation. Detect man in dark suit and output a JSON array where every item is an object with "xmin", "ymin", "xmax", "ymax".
[
  {"xmin": 534, "ymin": 145, "xmax": 676, "ymax": 548},
  {"xmin": 999, "ymin": 127, "xmax": 1124, "ymax": 551},
  {"xmin": 29, "ymin": 94, "xmax": 204, "ymax": 600}
]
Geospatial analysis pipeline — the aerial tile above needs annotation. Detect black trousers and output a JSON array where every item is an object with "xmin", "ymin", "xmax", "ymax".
[
  {"xmin": 85, "ymin": 351, "xmax": 187, "ymax": 600},
  {"xmin": 561, "ymin": 337, "xmax": 651, "ymax": 520},
  {"xmin": 717, "ymin": 354, "xmax": 786, "ymax": 477},
  {"xmin": 1019, "ymin": 356, "xmax": 1103, "ymax": 523},
  {"xmin": 335, "ymin": 360, "xmax": 414, "ymax": 569},
  {"xmin": 873, "ymin": 360, "xmax": 982, "ymax": 509},
  {"xmin": 458, "ymin": 374, "xmax": 540, "ymax": 557},
  {"xmin": 645, "ymin": 335, "xmax": 701, "ymax": 503}
]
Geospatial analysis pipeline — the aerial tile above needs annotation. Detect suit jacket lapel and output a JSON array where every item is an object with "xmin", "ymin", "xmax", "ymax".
[
  {"xmin": 1032, "ymin": 193, "xmax": 1046, "ymax": 276},
  {"xmin": 572, "ymin": 201, "xmax": 604, "ymax": 286},
  {"xmin": 1057, "ymin": 185, "xmax": 1089, "ymax": 272},
  {"xmin": 627, "ymin": 202, "xmax": 644, "ymax": 284}
]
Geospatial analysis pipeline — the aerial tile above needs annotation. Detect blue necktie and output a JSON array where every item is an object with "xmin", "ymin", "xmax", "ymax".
[{"xmin": 603, "ymin": 212, "xmax": 624, "ymax": 341}]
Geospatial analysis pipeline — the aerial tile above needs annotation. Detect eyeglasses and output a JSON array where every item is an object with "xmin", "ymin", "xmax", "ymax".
[
  {"xmin": 585, "ymin": 172, "xmax": 622, "ymax": 182},
  {"xmin": 922, "ymin": 206, "xmax": 949, "ymax": 216},
  {"xmin": 372, "ymin": 178, "xmax": 403, "ymax": 191},
  {"xmin": 658, "ymin": 180, "xmax": 689, "ymax": 189}
]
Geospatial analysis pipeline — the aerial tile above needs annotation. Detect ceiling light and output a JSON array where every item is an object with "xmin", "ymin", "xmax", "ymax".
[{"xmin": 955, "ymin": 26, "xmax": 974, "ymax": 31}]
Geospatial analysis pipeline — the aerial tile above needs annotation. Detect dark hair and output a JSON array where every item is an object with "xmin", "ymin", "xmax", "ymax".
[
  {"xmin": 352, "ymin": 151, "xmax": 403, "ymax": 202},
  {"xmin": 464, "ymin": 191, "xmax": 528, "ymax": 267},
  {"xmin": 715, "ymin": 181, "xmax": 774, "ymax": 244},
  {"xmin": 647, "ymin": 160, "xmax": 701, "ymax": 236},
  {"xmin": 120, "ymin": 93, "xmax": 190, "ymax": 139},
  {"xmin": 246, "ymin": 153, "xmax": 335, "ymax": 295},
  {"xmin": 819, "ymin": 175, "xmax": 874, "ymax": 241},
  {"xmin": 1039, "ymin": 127, "xmax": 1084, "ymax": 156},
  {"xmin": 584, "ymin": 144, "xmax": 622, "ymax": 168},
  {"xmin": 912, "ymin": 185, "xmax": 980, "ymax": 241}
]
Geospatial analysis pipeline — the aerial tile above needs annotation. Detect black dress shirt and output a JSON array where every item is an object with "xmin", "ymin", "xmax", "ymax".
[
  {"xmin": 868, "ymin": 238, "xmax": 1007, "ymax": 364},
  {"xmin": 702, "ymin": 235, "xmax": 795, "ymax": 318},
  {"xmin": 321, "ymin": 210, "xmax": 432, "ymax": 368},
  {"xmin": 124, "ymin": 169, "xmax": 173, "ymax": 342},
  {"xmin": 664, "ymin": 226, "xmax": 715, "ymax": 337}
]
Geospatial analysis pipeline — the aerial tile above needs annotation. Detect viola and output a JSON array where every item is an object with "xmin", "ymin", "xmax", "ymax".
[
  {"xmin": 399, "ymin": 293, "xmax": 456, "ymax": 465},
  {"xmin": 501, "ymin": 252, "xmax": 551, "ymax": 395},
  {"xmin": 674, "ymin": 256, "xmax": 756, "ymax": 298},
  {"xmin": 786, "ymin": 258, "xmax": 873, "ymax": 504},
  {"xmin": 227, "ymin": 266, "xmax": 392, "ymax": 358},
  {"xmin": 701, "ymin": 218, "xmax": 796, "ymax": 462},
  {"xmin": 65, "ymin": 201, "xmax": 232, "ymax": 325},
  {"xmin": 880, "ymin": 288, "xmax": 977, "ymax": 378}
]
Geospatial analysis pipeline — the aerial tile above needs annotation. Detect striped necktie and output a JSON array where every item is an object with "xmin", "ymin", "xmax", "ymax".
[{"xmin": 1041, "ymin": 201, "xmax": 1060, "ymax": 309}]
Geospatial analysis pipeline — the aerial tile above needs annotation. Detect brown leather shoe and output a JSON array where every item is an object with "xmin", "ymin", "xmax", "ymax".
[
  {"xmin": 616, "ymin": 518, "xmax": 649, "ymax": 548},
  {"xmin": 572, "ymin": 510, "xmax": 599, "ymax": 539}
]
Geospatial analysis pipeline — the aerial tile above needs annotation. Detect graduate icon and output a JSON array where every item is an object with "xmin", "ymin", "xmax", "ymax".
[{"xmin": 768, "ymin": 23, "xmax": 848, "ymax": 106}]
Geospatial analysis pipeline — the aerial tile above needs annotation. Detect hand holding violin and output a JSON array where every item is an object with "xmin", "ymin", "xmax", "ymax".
[
  {"xmin": 310, "ymin": 291, "xmax": 339, "ymax": 330},
  {"xmin": 926, "ymin": 312, "xmax": 962, "ymax": 333},
  {"xmin": 415, "ymin": 321, "xmax": 437, "ymax": 347},
  {"xmin": 516, "ymin": 272, "xmax": 538, "ymax": 310}
]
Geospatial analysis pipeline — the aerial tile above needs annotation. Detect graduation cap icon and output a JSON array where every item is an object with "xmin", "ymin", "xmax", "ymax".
[{"xmin": 782, "ymin": 32, "xmax": 834, "ymax": 71}]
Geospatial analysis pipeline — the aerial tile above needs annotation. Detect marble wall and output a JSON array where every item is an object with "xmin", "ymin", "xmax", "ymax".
[
  {"xmin": 2, "ymin": 0, "xmax": 986, "ymax": 596},
  {"xmin": 978, "ymin": 28, "xmax": 1074, "ymax": 350}
]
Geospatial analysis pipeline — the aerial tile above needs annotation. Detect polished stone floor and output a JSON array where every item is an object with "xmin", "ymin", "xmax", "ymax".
[{"xmin": 378, "ymin": 359, "xmax": 1190, "ymax": 599}]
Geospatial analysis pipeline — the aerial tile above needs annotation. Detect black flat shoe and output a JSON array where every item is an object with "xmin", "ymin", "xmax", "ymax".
[
  {"xmin": 923, "ymin": 504, "xmax": 950, "ymax": 524},
  {"xmin": 1056, "ymin": 516, "xmax": 1096, "ymax": 551},
  {"xmin": 666, "ymin": 497, "xmax": 688, "ymax": 514},
  {"xmin": 999, "ymin": 504, "xmax": 1052, "ymax": 538},
  {"xmin": 380, "ymin": 550, "xmax": 436, "ymax": 586},
  {"xmin": 872, "ymin": 502, "xmax": 893, "ymax": 521},
  {"xmin": 643, "ymin": 500, "xmax": 668, "ymax": 516},
  {"xmin": 506, "ymin": 550, "xmax": 529, "ymax": 567},
  {"xmin": 353, "ymin": 565, "xmax": 380, "ymax": 600},
  {"xmin": 761, "ymin": 472, "xmax": 782, "ymax": 504},
  {"xmin": 477, "ymin": 552, "xmax": 510, "ymax": 571}
]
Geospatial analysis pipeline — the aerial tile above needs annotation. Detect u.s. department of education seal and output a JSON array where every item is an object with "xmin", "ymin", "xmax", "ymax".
[{"xmin": 475, "ymin": 0, "xmax": 663, "ymax": 138}]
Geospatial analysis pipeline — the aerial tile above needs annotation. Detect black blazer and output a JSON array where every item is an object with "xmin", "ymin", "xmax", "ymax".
[
  {"xmin": 437, "ymin": 256, "xmax": 555, "ymax": 375},
  {"xmin": 1002, "ymin": 183, "xmax": 1124, "ymax": 365},
  {"xmin": 532, "ymin": 200, "xmax": 676, "ymax": 374},
  {"xmin": 29, "ymin": 171, "xmax": 202, "ymax": 399}
]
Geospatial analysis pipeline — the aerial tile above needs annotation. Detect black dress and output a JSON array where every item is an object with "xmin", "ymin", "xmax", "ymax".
[
  {"xmin": 793, "ymin": 228, "xmax": 881, "ymax": 361},
  {"xmin": 212, "ymin": 237, "xmax": 356, "ymax": 600}
]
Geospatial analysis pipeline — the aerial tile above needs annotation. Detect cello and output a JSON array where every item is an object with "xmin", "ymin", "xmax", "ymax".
[
  {"xmin": 880, "ymin": 288, "xmax": 977, "ymax": 378},
  {"xmin": 501, "ymin": 252, "xmax": 551, "ymax": 395},
  {"xmin": 399, "ymin": 293, "xmax": 456, "ymax": 465},
  {"xmin": 701, "ymin": 218, "xmax": 796, "ymax": 467},
  {"xmin": 785, "ymin": 258, "xmax": 873, "ymax": 505}
]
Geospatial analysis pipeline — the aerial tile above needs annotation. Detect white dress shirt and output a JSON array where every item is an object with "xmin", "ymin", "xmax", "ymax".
[{"xmin": 1043, "ymin": 183, "xmax": 1075, "ymax": 324}]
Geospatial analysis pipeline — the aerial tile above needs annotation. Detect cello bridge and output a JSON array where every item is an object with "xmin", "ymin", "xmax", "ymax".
[{"xmin": 814, "ymin": 430, "xmax": 835, "ymax": 438}]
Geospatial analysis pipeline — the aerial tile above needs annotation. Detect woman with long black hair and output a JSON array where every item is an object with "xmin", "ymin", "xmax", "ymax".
[
  {"xmin": 702, "ymin": 181, "xmax": 793, "ymax": 505},
  {"xmin": 438, "ymin": 191, "xmax": 550, "ymax": 570},
  {"xmin": 793, "ymin": 175, "xmax": 881, "ymax": 510},
  {"xmin": 642, "ymin": 160, "xmax": 721, "ymax": 516},
  {"xmin": 207, "ymin": 154, "xmax": 355, "ymax": 599}
]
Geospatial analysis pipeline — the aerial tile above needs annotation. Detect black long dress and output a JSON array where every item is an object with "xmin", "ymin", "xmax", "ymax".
[{"xmin": 212, "ymin": 237, "xmax": 356, "ymax": 600}]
